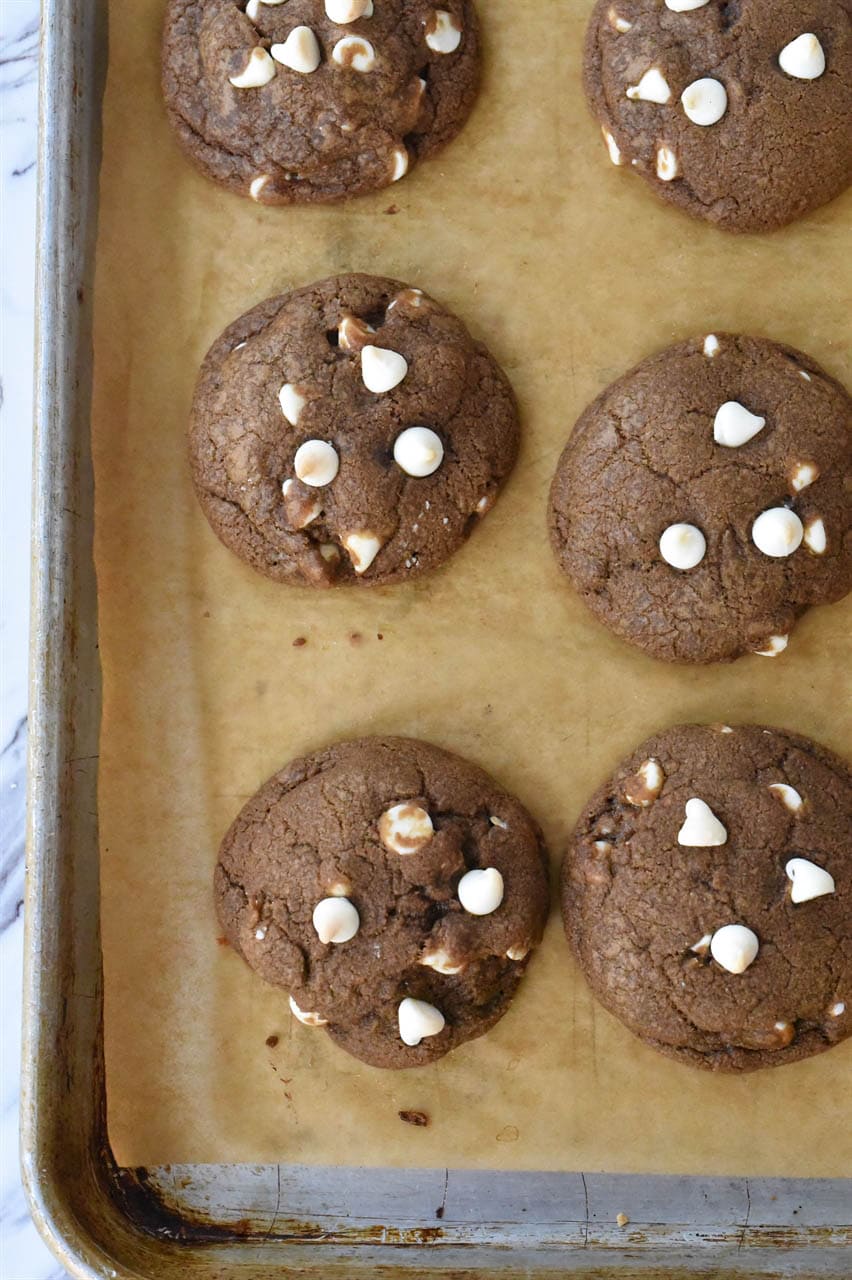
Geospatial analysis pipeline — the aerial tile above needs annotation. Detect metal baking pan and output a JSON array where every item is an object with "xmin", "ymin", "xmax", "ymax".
[{"xmin": 21, "ymin": 0, "xmax": 852, "ymax": 1275}]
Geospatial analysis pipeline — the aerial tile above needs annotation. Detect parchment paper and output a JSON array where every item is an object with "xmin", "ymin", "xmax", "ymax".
[{"xmin": 94, "ymin": 0, "xmax": 852, "ymax": 1172}]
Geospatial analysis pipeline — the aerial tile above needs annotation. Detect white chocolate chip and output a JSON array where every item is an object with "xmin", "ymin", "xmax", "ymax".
[
  {"xmin": 768, "ymin": 782, "xmax": 804, "ymax": 813},
  {"xmin": 608, "ymin": 7, "xmax": 632, "ymax": 32},
  {"xmin": 790, "ymin": 461, "xmax": 819, "ymax": 492},
  {"xmin": 390, "ymin": 146, "xmax": 409, "ymax": 181},
  {"xmin": 248, "ymin": 0, "xmax": 290, "ymax": 15},
  {"xmin": 229, "ymin": 46, "xmax": 277, "ymax": 88},
  {"xmin": 254, "ymin": 924, "xmax": 267, "ymax": 940},
  {"xmin": 779, "ymin": 33, "xmax": 826, "ymax": 80},
  {"xmin": 829, "ymin": 1001, "xmax": 846, "ymax": 1017},
  {"xmin": 271, "ymin": 26, "xmax": 322, "ymax": 74},
  {"xmin": 393, "ymin": 427, "xmax": 444, "ymax": 477},
  {"xmin": 626, "ymin": 69, "xmax": 672, "ymax": 104},
  {"xmin": 602, "ymin": 126, "xmax": 624, "ymax": 165},
  {"xmin": 718, "ymin": 724, "xmax": 734, "ymax": 733},
  {"xmin": 713, "ymin": 400, "xmax": 765, "ymax": 447},
  {"xmin": 490, "ymin": 815, "xmax": 508, "ymax": 829},
  {"xmin": 294, "ymin": 439, "xmax": 339, "ymax": 487},
  {"xmin": 624, "ymin": 758, "xmax": 665, "ymax": 806},
  {"xmin": 338, "ymin": 314, "xmax": 375, "ymax": 351},
  {"xmin": 506, "ymin": 945, "xmax": 530, "ymax": 961},
  {"xmin": 387, "ymin": 288, "xmax": 424, "ymax": 312},
  {"xmin": 332, "ymin": 35, "xmax": 376, "ymax": 71},
  {"xmin": 804, "ymin": 517, "xmax": 827, "ymax": 555},
  {"xmin": 419, "ymin": 947, "xmax": 465, "ymax": 975},
  {"xmin": 710, "ymin": 924, "xmax": 759, "ymax": 974},
  {"xmin": 425, "ymin": 10, "xmax": 462, "ymax": 54},
  {"xmin": 325, "ymin": 0, "xmax": 373, "ymax": 23},
  {"xmin": 681, "ymin": 77, "xmax": 727, "ymax": 125},
  {"xmin": 656, "ymin": 144, "xmax": 679, "ymax": 180},
  {"xmin": 342, "ymin": 530, "xmax": 382, "ymax": 574},
  {"xmin": 785, "ymin": 857, "xmax": 835, "ymax": 904},
  {"xmin": 282, "ymin": 478, "xmax": 322, "ymax": 528},
  {"xmin": 279, "ymin": 383, "xmax": 307, "ymax": 425},
  {"xmin": 665, "ymin": 0, "xmax": 709, "ymax": 9},
  {"xmin": 328, "ymin": 878, "xmax": 352, "ymax": 897},
  {"xmin": 752, "ymin": 508, "xmax": 803, "ymax": 558},
  {"xmin": 659, "ymin": 523, "xmax": 706, "ymax": 570},
  {"xmin": 289, "ymin": 995, "xmax": 327, "ymax": 1026},
  {"xmin": 732, "ymin": 1019, "xmax": 795, "ymax": 1051},
  {"xmin": 799, "ymin": 370, "xmax": 812, "ymax": 382},
  {"xmin": 594, "ymin": 839, "xmax": 612, "ymax": 853},
  {"xmin": 398, "ymin": 997, "xmax": 445, "ymax": 1046},
  {"xmin": 312, "ymin": 896, "xmax": 360, "ymax": 944},
  {"xmin": 319, "ymin": 542, "xmax": 340, "ymax": 562},
  {"xmin": 703, "ymin": 334, "xmax": 720, "ymax": 357},
  {"xmin": 361, "ymin": 344, "xmax": 408, "ymax": 393},
  {"xmin": 249, "ymin": 174, "xmax": 271, "ymax": 200},
  {"xmin": 678, "ymin": 798, "xmax": 727, "ymax": 847},
  {"xmin": 690, "ymin": 932, "xmax": 713, "ymax": 955},
  {"xmin": 379, "ymin": 803, "xmax": 434, "ymax": 855},
  {"xmin": 457, "ymin": 867, "xmax": 504, "ymax": 917},
  {"xmin": 754, "ymin": 634, "xmax": 789, "ymax": 657},
  {"xmin": 736, "ymin": 1020, "xmax": 796, "ymax": 1049}
]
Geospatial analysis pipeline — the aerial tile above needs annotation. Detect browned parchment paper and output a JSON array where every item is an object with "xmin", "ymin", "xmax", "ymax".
[{"xmin": 94, "ymin": 0, "xmax": 852, "ymax": 1172}]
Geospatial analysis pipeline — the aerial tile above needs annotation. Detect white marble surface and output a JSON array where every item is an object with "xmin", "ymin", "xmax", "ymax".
[{"xmin": 1, "ymin": 2, "xmax": 67, "ymax": 1275}]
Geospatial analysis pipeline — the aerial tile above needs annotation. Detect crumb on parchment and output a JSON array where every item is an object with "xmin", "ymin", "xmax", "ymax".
[{"xmin": 398, "ymin": 1109, "xmax": 429, "ymax": 1127}]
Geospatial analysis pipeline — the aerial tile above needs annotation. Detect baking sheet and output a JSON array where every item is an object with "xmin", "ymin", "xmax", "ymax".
[{"xmin": 93, "ymin": 0, "xmax": 852, "ymax": 1173}]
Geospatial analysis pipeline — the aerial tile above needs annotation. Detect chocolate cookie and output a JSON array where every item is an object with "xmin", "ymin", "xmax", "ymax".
[
  {"xmin": 162, "ymin": 0, "xmax": 480, "ymax": 203},
  {"xmin": 190, "ymin": 273, "xmax": 520, "ymax": 587},
  {"xmin": 563, "ymin": 723, "xmax": 852, "ymax": 1072},
  {"xmin": 584, "ymin": 0, "xmax": 852, "ymax": 232},
  {"xmin": 548, "ymin": 333, "xmax": 852, "ymax": 664},
  {"xmin": 215, "ymin": 736, "xmax": 549, "ymax": 1068}
]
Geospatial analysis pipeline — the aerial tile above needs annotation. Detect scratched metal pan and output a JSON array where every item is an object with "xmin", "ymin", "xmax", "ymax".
[{"xmin": 19, "ymin": 1, "xmax": 852, "ymax": 1277}]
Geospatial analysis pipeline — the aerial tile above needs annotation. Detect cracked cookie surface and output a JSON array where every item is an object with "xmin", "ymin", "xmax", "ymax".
[
  {"xmin": 162, "ymin": 0, "xmax": 480, "ymax": 203},
  {"xmin": 215, "ymin": 736, "xmax": 549, "ymax": 1068},
  {"xmin": 584, "ymin": 0, "xmax": 852, "ymax": 232},
  {"xmin": 563, "ymin": 723, "xmax": 852, "ymax": 1071},
  {"xmin": 548, "ymin": 333, "xmax": 852, "ymax": 664},
  {"xmin": 190, "ymin": 273, "xmax": 520, "ymax": 587}
]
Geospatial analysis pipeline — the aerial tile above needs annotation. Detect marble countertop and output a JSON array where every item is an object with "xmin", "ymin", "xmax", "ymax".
[{"xmin": 1, "ymin": 3, "xmax": 66, "ymax": 1275}]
